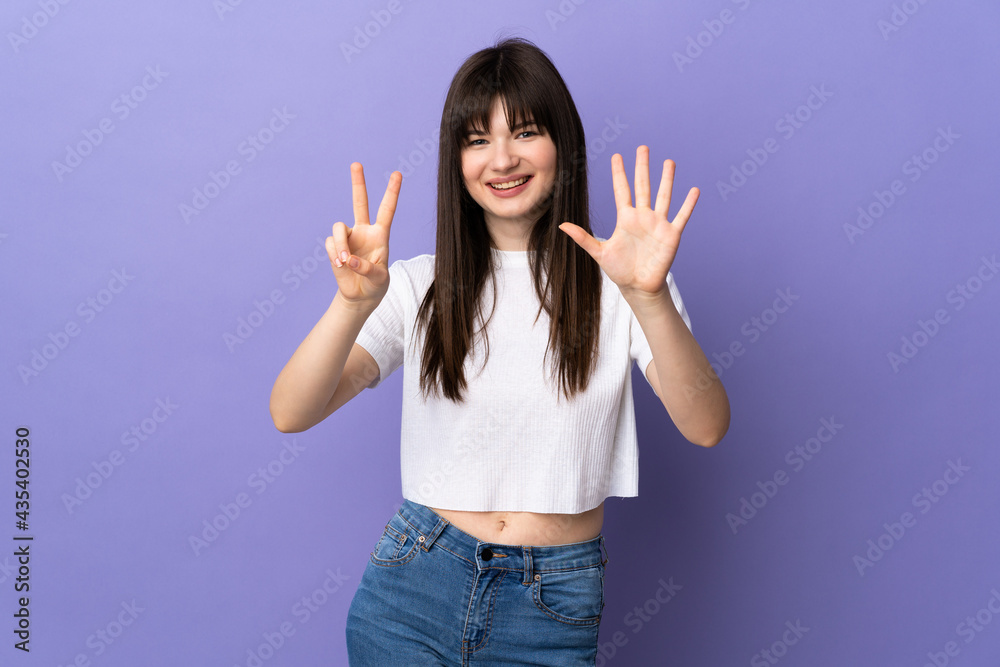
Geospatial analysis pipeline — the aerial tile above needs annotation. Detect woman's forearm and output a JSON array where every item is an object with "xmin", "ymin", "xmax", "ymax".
[
  {"xmin": 269, "ymin": 291, "xmax": 377, "ymax": 432},
  {"xmin": 623, "ymin": 286, "xmax": 731, "ymax": 447}
]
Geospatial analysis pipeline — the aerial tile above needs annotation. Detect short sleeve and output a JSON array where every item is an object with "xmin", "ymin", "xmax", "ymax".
[
  {"xmin": 354, "ymin": 261, "xmax": 410, "ymax": 390},
  {"xmin": 630, "ymin": 271, "xmax": 692, "ymax": 388}
]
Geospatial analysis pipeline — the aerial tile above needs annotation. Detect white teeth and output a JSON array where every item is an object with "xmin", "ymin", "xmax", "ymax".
[{"xmin": 490, "ymin": 176, "xmax": 529, "ymax": 190}]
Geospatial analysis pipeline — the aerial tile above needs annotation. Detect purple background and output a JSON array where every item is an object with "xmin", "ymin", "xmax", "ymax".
[{"xmin": 3, "ymin": 1, "xmax": 999, "ymax": 665}]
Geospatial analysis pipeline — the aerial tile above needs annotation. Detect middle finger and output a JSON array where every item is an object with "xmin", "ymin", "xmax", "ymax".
[
  {"xmin": 350, "ymin": 162, "xmax": 371, "ymax": 226},
  {"xmin": 634, "ymin": 146, "xmax": 651, "ymax": 209}
]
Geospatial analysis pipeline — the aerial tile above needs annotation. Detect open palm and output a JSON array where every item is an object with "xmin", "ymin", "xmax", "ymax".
[{"xmin": 560, "ymin": 146, "xmax": 699, "ymax": 296}]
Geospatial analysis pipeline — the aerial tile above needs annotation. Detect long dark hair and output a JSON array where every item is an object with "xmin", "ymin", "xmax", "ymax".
[{"xmin": 414, "ymin": 37, "xmax": 602, "ymax": 403}]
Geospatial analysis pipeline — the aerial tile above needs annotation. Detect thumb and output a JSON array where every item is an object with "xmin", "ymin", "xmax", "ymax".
[{"xmin": 559, "ymin": 222, "xmax": 602, "ymax": 262}]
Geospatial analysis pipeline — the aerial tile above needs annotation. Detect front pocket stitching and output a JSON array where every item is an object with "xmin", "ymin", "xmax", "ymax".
[
  {"xmin": 371, "ymin": 523, "xmax": 406, "ymax": 560},
  {"xmin": 531, "ymin": 568, "xmax": 603, "ymax": 626},
  {"xmin": 370, "ymin": 540, "xmax": 420, "ymax": 568},
  {"xmin": 370, "ymin": 523, "xmax": 420, "ymax": 567}
]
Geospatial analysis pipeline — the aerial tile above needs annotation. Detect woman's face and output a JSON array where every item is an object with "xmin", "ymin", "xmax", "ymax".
[{"xmin": 461, "ymin": 98, "xmax": 557, "ymax": 238}]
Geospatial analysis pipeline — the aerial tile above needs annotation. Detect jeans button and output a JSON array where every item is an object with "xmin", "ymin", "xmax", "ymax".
[{"xmin": 481, "ymin": 547, "xmax": 493, "ymax": 561}]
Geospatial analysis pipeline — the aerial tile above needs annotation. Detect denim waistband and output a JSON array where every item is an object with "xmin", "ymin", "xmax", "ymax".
[{"xmin": 395, "ymin": 499, "xmax": 609, "ymax": 586}]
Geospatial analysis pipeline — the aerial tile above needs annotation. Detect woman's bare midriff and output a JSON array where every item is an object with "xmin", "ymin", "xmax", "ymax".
[{"xmin": 428, "ymin": 501, "xmax": 604, "ymax": 546}]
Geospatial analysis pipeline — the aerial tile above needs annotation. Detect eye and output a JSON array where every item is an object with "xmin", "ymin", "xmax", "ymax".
[
  {"xmin": 517, "ymin": 130, "xmax": 538, "ymax": 139},
  {"xmin": 463, "ymin": 130, "xmax": 487, "ymax": 146}
]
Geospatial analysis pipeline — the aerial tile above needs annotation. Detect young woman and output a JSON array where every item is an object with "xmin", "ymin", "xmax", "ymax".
[{"xmin": 270, "ymin": 37, "xmax": 729, "ymax": 665}]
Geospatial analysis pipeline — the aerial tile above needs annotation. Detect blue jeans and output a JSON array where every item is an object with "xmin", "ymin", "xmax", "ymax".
[{"xmin": 345, "ymin": 499, "xmax": 609, "ymax": 665}]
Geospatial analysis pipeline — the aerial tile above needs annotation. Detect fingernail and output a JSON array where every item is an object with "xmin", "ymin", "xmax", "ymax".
[
  {"xmin": 348, "ymin": 256, "xmax": 359, "ymax": 268},
  {"xmin": 341, "ymin": 251, "xmax": 349, "ymax": 263},
  {"xmin": 334, "ymin": 257, "xmax": 342, "ymax": 267}
]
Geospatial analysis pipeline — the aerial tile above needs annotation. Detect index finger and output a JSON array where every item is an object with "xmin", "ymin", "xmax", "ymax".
[
  {"xmin": 374, "ymin": 171, "xmax": 402, "ymax": 230},
  {"xmin": 610, "ymin": 153, "xmax": 632, "ymax": 210},
  {"xmin": 654, "ymin": 159, "xmax": 676, "ymax": 217},
  {"xmin": 350, "ymin": 162, "xmax": 371, "ymax": 226}
]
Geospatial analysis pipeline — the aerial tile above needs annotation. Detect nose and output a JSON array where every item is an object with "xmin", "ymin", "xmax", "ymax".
[{"xmin": 489, "ymin": 140, "xmax": 518, "ymax": 171}]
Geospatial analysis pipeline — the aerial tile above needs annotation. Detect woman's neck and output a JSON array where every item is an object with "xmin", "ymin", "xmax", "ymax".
[{"xmin": 486, "ymin": 219, "xmax": 532, "ymax": 252}]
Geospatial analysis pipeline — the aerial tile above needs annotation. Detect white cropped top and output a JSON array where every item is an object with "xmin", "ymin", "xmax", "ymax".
[{"xmin": 354, "ymin": 247, "xmax": 691, "ymax": 514}]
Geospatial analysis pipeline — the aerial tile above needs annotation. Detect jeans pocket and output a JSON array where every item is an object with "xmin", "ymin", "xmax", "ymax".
[
  {"xmin": 532, "ymin": 563, "xmax": 605, "ymax": 626},
  {"xmin": 370, "ymin": 513, "xmax": 421, "ymax": 567}
]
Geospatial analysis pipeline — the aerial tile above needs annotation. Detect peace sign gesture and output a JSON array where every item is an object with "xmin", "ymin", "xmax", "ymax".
[
  {"xmin": 559, "ymin": 146, "xmax": 699, "ymax": 297},
  {"xmin": 327, "ymin": 162, "xmax": 401, "ymax": 308}
]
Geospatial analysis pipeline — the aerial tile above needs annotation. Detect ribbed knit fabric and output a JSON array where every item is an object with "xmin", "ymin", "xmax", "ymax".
[{"xmin": 354, "ymin": 246, "xmax": 691, "ymax": 513}]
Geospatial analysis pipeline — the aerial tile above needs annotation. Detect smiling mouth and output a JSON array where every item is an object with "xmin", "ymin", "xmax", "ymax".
[{"xmin": 489, "ymin": 176, "xmax": 531, "ymax": 190}]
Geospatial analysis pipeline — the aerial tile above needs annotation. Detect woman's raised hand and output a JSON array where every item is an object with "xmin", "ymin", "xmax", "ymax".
[
  {"xmin": 559, "ymin": 145, "xmax": 699, "ymax": 298},
  {"xmin": 327, "ymin": 163, "xmax": 401, "ymax": 308}
]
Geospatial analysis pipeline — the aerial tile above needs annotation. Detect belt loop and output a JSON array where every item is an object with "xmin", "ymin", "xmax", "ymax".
[
  {"xmin": 522, "ymin": 546, "xmax": 533, "ymax": 585},
  {"xmin": 599, "ymin": 535, "xmax": 609, "ymax": 565},
  {"xmin": 422, "ymin": 515, "xmax": 448, "ymax": 552}
]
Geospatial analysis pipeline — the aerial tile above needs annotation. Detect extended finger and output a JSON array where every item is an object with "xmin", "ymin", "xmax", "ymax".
[
  {"xmin": 654, "ymin": 159, "xmax": 675, "ymax": 218},
  {"xmin": 350, "ymin": 162, "xmax": 371, "ymax": 226},
  {"xmin": 634, "ymin": 146, "xmax": 651, "ymax": 209},
  {"xmin": 671, "ymin": 187, "xmax": 700, "ymax": 235},
  {"xmin": 610, "ymin": 153, "xmax": 632, "ymax": 211},
  {"xmin": 558, "ymin": 222, "xmax": 602, "ymax": 262},
  {"xmin": 375, "ymin": 171, "xmax": 402, "ymax": 231}
]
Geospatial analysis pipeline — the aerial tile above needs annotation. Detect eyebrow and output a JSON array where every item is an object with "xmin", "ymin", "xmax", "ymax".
[{"xmin": 465, "ymin": 120, "xmax": 538, "ymax": 136}]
